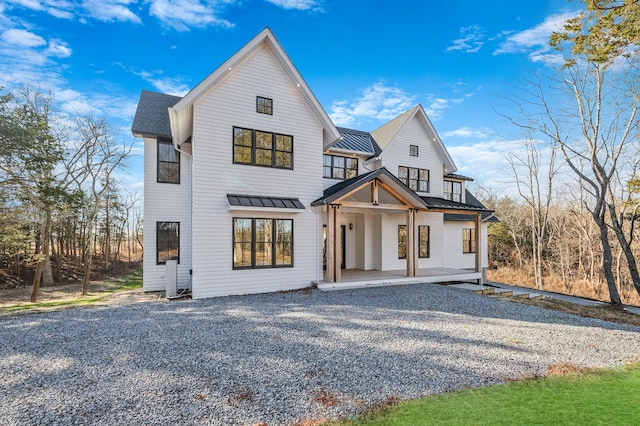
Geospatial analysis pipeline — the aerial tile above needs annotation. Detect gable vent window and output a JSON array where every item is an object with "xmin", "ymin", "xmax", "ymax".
[
  {"xmin": 410, "ymin": 145, "xmax": 419, "ymax": 157},
  {"xmin": 257, "ymin": 96, "xmax": 273, "ymax": 115}
]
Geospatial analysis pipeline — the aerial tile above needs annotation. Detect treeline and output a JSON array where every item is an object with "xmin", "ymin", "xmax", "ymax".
[
  {"xmin": 481, "ymin": 189, "xmax": 640, "ymax": 306},
  {"xmin": 0, "ymin": 88, "xmax": 141, "ymax": 301}
]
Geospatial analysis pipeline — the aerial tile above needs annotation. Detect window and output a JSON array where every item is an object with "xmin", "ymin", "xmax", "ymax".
[
  {"xmin": 157, "ymin": 139, "xmax": 180, "ymax": 183},
  {"xmin": 398, "ymin": 166, "xmax": 429, "ymax": 192},
  {"xmin": 323, "ymin": 154, "xmax": 358, "ymax": 179},
  {"xmin": 410, "ymin": 145, "xmax": 419, "ymax": 157},
  {"xmin": 444, "ymin": 181, "xmax": 462, "ymax": 202},
  {"xmin": 157, "ymin": 222, "xmax": 179, "ymax": 264},
  {"xmin": 419, "ymin": 225, "xmax": 430, "ymax": 258},
  {"xmin": 233, "ymin": 218, "xmax": 293, "ymax": 268},
  {"xmin": 233, "ymin": 127, "xmax": 293, "ymax": 169},
  {"xmin": 398, "ymin": 225, "xmax": 407, "ymax": 259},
  {"xmin": 463, "ymin": 228, "xmax": 476, "ymax": 254},
  {"xmin": 256, "ymin": 96, "xmax": 273, "ymax": 115}
]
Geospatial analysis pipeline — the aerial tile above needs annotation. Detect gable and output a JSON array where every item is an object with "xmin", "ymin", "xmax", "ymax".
[{"xmin": 168, "ymin": 28, "xmax": 340, "ymax": 148}]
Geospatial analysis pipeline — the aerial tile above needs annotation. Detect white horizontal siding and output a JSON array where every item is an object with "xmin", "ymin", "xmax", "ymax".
[
  {"xmin": 143, "ymin": 138, "xmax": 192, "ymax": 292},
  {"xmin": 443, "ymin": 221, "xmax": 488, "ymax": 270},
  {"xmin": 190, "ymin": 45, "xmax": 324, "ymax": 298}
]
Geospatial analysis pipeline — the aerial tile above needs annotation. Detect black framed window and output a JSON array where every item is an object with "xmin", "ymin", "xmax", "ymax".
[
  {"xmin": 157, "ymin": 139, "xmax": 180, "ymax": 183},
  {"xmin": 157, "ymin": 222, "xmax": 179, "ymax": 264},
  {"xmin": 444, "ymin": 181, "xmax": 462, "ymax": 202},
  {"xmin": 410, "ymin": 145, "xmax": 419, "ymax": 157},
  {"xmin": 398, "ymin": 224, "xmax": 407, "ymax": 259},
  {"xmin": 323, "ymin": 154, "xmax": 358, "ymax": 179},
  {"xmin": 419, "ymin": 225, "xmax": 430, "ymax": 258},
  {"xmin": 398, "ymin": 166, "xmax": 429, "ymax": 192},
  {"xmin": 463, "ymin": 228, "xmax": 476, "ymax": 254},
  {"xmin": 256, "ymin": 96, "xmax": 273, "ymax": 115},
  {"xmin": 233, "ymin": 127, "xmax": 293, "ymax": 169},
  {"xmin": 233, "ymin": 218, "xmax": 293, "ymax": 268}
]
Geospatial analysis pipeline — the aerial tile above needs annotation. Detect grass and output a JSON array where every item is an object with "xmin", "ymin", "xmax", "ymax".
[
  {"xmin": 330, "ymin": 363, "xmax": 640, "ymax": 425},
  {"xmin": 0, "ymin": 268, "xmax": 143, "ymax": 314}
]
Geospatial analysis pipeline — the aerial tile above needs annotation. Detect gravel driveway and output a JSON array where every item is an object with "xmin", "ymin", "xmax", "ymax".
[{"xmin": 2, "ymin": 283, "xmax": 639, "ymax": 425}]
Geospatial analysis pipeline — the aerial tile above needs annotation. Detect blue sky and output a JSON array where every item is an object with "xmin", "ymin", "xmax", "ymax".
[{"xmin": 0, "ymin": 0, "xmax": 578, "ymax": 194}]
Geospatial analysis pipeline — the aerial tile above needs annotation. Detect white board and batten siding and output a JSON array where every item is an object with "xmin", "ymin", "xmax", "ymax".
[
  {"xmin": 379, "ymin": 116, "xmax": 445, "ymax": 198},
  {"xmin": 190, "ymin": 44, "xmax": 324, "ymax": 298},
  {"xmin": 143, "ymin": 138, "xmax": 192, "ymax": 291}
]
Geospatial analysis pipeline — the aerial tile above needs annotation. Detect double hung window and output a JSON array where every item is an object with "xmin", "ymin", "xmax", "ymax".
[
  {"xmin": 323, "ymin": 154, "xmax": 358, "ymax": 179},
  {"xmin": 398, "ymin": 166, "xmax": 429, "ymax": 192},
  {"xmin": 157, "ymin": 139, "xmax": 180, "ymax": 183},
  {"xmin": 233, "ymin": 127, "xmax": 293, "ymax": 169}
]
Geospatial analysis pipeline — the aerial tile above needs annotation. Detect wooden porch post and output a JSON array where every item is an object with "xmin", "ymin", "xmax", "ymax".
[
  {"xmin": 475, "ymin": 212, "xmax": 483, "ymax": 285},
  {"xmin": 334, "ymin": 204, "xmax": 342, "ymax": 283},
  {"xmin": 406, "ymin": 209, "xmax": 415, "ymax": 277},
  {"xmin": 412, "ymin": 209, "xmax": 420, "ymax": 277},
  {"xmin": 326, "ymin": 205, "xmax": 335, "ymax": 283}
]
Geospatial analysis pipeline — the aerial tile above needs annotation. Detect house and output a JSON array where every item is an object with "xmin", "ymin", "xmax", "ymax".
[{"xmin": 131, "ymin": 28, "xmax": 495, "ymax": 299}]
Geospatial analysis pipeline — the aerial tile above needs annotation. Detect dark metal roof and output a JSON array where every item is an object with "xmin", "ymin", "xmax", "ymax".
[
  {"xmin": 445, "ymin": 173, "xmax": 474, "ymax": 182},
  {"xmin": 311, "ymin": 168, "xmax": 386, "ymax": 206},
  {"xmin": 131, "ymin": 90, "xmax": 182, "ymax": 138},
  {"xmin": 443, "ymin": 190, "xmax": 499, "ymax": 222},
  {"xmin": 227, "ymin": 194, "xmax": 305, "ymax": 209},
  {"xmin": 333, "ymin": 127, "xmax": 382, "ymax": 156}
]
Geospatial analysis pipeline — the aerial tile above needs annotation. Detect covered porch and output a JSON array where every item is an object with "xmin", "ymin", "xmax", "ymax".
[{"xmin": 312, "ymin": 168, "xmax": 491, "ymax": 289}]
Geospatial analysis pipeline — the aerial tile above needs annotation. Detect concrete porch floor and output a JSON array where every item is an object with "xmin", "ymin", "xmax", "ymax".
[{"xmin": 315, "ymin": 267, "xmax": 482, "ymax": 291}]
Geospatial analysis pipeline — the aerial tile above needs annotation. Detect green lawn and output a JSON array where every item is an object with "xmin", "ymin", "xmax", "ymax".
[{"xmin": 333, "ymin": 363, "xmax": 640, "ymax": 425}]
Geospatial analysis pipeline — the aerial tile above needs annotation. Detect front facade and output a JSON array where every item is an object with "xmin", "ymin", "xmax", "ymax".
[{"xmin": 132, "ymin": 28, "xmax": 494, "ymax": 299}]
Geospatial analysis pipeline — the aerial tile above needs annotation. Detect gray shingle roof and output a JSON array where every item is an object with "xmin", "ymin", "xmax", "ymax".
[
  {"xmin": 445, "ymin": 173, "xmax": 474, "ymax": 182},
  {"xmin": 332, "ymin": 127, "xmax": 382, "ymax": 155},
  {"xmin": 131, "ymin": 90, "xmax": 182, "ymax": 138}
]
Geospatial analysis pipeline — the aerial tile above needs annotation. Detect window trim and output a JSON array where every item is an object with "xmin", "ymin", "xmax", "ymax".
[
  {"xmin": 398, "ymin": 166, "xmax": 430, "ymax": 192},
  {"xmin": 419, "ymin": 225, "xmax": 430, "ymax": 258},
  {"xmin": 444, "ymin": 180, "xmax": 462, "ymax": 202},
  {"xmin": 156, "ymin": 221, "xmax": 180, "ymax": 265},
  {"xmin": 398, "ymin": 224, "xmax": 407, "ymax": 259},
  {"xmin": 232, "ymin": 218, "xmax": 294, "ymax": 269},
  {"xmin": 233, "ymin": 127, "xmax": 293, "ymax": 170},
  {"xmin": 157, "ymin": 138, "xmax": 180, "ymax": 184},
  {"xmin": 463, "ymin": 228, "xmax": 476, "ymax": 254},
  {"xmin": 323, "ymin": 154, "xmax": 358, "ymax": 180},
  {"xmin": 256, "ymin": 96, "xmax": 273, "ymax": 115}
]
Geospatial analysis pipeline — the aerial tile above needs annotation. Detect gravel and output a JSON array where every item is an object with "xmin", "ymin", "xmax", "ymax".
[{"xmin": 2, "ymin": 283, "xmax": 639, "ymax": 425}]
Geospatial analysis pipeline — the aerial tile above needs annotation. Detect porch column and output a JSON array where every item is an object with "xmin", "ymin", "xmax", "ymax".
[
  {"xmin": 326, "ymin": 204, "xmax": 341, "ymax": 283},
  {"xmin": 412, "ymin": 209, "xmax": 420, "ymax": 277},
  {"xmin": 475, "ymin": 212, "xmax": 483, "ymax": 285},
  {"xmin": 406, "ymin": 209, "xmax": 415, "ymax": 277}
]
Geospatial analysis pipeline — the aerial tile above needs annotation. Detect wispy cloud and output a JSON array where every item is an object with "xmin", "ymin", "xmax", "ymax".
[
  {"xmin": 266, "ymin": 0, "xmax": 324, "ymax": 11},
  {"xmin": 148, "ymin": 0, "xmax": 234, "ymax": 31},
  {"xmin": 446, "ymin": 25, "xmax": 484, "ymax": 53},
  {"xmin": 329, "ymin": 81, "xmax": 416, "ymax": 128},
  {"xmin": 82, "ymin": 0, "xmax": 141, "ymax": 23},
  {"xmin": 442, "ymin": 127, "xmax": 493, "ymax": 139},
  {"xmin": 1, "ymin": 28, "xmax": 46, "ymax": 47},
  {"xmin": 494, "ymin": 11, "xmax": 578, "ymax": 64},
  {"xmin": 122, "ymin": 66, "xmax": 191, "ymax": 96},
  {"xmin": 424, "ymin": 95, "xmax": 463, "ymax": 121}
]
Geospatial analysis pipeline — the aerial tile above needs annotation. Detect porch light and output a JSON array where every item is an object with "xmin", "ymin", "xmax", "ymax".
[{"xmin": 349, "ymin": 223, "xmax": 353, "ymax": 230}]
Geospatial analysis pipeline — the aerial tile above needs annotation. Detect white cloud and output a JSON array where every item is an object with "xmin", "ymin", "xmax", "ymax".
[
  {"xmin": 446, "ymin": 25, "xmax": 484, "ymax": 53},
  {"xmin": 423, "ymin": 95, "xmax": 463, "ymax": 121},
  {"xmin": 329, "ymin": 81, "xmax": 416, "ymax": 128},
  {"xmin": 1, "ymin": 28, "xmax": 46, "ymax": 47},
  {"xmin": 127, "ymin": 68, "xmax": 190, "ymax": 96},
  {"xmin": 265, "ymin": 0, "xmax": 323, "ymax": 11},
  {"xmin": 46, "ymin": 39, "xmax": 72, "ymax": 57},
  {"xmin": 4, "ymin": 0, "xmax": 75, "ymax": 20},
  {"xmin": 442, "ymin": 127, "xmax": 493, "ymax": 139},
  {"xmin": 148, "ymin": 0, "xmax": 234, "ymax": 31},
  {"xmin": 81, "ymin": 0, "xmax": 141, "ymax": 23},
  {"xmin": 494, "ymin": 11, "xmax": 578, "ymax": 64}
]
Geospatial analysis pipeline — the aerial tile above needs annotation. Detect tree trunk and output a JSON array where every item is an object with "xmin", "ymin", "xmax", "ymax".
[{"xmin": 595, "ymin": 212, "xmax": 623, "ymax": 308}]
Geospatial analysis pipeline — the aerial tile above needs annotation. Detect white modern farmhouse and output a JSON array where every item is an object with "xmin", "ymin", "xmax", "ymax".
[{"xmin": 132, "ymin": 28, "xmax": 495, "ymax": 299}]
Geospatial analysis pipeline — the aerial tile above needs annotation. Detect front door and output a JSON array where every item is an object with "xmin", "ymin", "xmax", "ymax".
[{"xmin": 323, "ymin": 225, "xmax": 346, "ymax": 270}]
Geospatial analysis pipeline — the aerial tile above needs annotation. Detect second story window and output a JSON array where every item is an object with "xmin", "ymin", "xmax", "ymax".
[
  {"xmin": 410, "ymin": 145, "xmax": 419, "ymax": 157},
  {"xmin": 233, "ymin": 127, "xmax": 293, "ymax": 169},
  {"xmin": 157, "ymin": 139, "xmax": 180, "ymax": 184},
  {"xmin": 256, "ymin": 96, "xmax": 273, "ymax": 115},
  {"xmin": 323, "ymin": 154, "xmax": 358, "ymax": 179},
  {"xmin": 444, "ymin": 181, "xmax": 462, "ymax": 202},
  {"xmin": 398, "ymin": 166, "xmax": 429, "ymax": 192}
]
